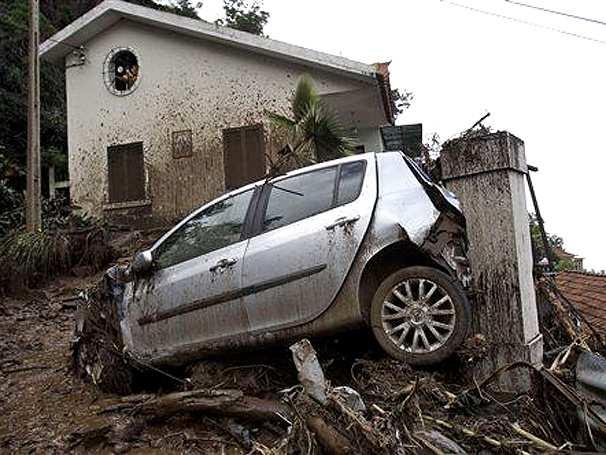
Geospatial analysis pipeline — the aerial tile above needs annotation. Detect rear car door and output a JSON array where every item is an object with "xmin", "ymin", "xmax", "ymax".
[
  {"xmin": 123, "ymin": 188, "xmax": 257, "ymax": 357},
  {"xmin": 241, "ymin": 156, "xmax": 377, "ymax": 332}
]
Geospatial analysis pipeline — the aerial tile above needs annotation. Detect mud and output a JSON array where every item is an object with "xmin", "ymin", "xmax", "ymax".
[{"xmin": 0, "ymin": 269, "xmax": 596, "ymax": 454}]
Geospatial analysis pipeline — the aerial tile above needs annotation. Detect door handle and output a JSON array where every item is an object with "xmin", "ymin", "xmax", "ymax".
[
  {"xmin": 209, "ymin": 257, "xmax": 238, "ymax": 272},
  {"xmin": 325, "ymin": 215, "xmax": 360, "ymax": 230}
]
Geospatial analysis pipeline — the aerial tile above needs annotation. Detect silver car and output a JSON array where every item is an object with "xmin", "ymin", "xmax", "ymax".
[{"xmin": 120, "ymin": 152, "xmax": 472, "ymax": 367}]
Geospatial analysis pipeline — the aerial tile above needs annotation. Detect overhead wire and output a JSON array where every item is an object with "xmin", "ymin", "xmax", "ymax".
[
  {"xmin": 505, "ymin": 0, "xmax": 606, "ymax": 27},
  {"xmin": 441, "ymin": 1, "xmax": 606, "ymax": 46}
]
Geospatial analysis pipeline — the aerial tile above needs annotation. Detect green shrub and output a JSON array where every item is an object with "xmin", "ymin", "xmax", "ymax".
[
  {"xmin": 0, "ymin": 226, "xmax": 115, "ymax": 293},
  {"xmin": 0, "ymin": 230, "xmax": 70, "ymax": 287}
]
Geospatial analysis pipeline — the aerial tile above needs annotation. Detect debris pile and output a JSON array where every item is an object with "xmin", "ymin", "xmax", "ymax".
[
  {"xmin": 69, "ymin": 275, "xmax": 606, "ymax": 453},
  {"xmin": 72, "ymin": 274, "xmax": 134, "ymax": 395}
]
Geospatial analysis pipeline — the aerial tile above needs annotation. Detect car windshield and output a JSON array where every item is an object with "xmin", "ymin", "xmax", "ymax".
[{"xmin": 154, "ymin": 190, "xmax": 253, "ymax": 268}]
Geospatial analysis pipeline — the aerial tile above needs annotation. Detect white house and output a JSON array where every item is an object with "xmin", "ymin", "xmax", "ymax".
[{"xmin": 40, "ymin": 0, "xmax": 395, "ymax": 224}]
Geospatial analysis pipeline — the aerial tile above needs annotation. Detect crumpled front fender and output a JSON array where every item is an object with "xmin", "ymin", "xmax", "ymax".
[{"xmin": 417, "ymin": 213, "xmax": 472, "ymax": 289}]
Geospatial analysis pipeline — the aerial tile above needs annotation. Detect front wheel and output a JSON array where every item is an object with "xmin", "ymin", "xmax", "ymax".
[{"xmin": 370, "ymin": 266, "xmax": 471, "ymax": 366}]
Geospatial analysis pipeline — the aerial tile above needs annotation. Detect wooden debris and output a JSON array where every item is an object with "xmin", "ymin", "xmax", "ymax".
[
  {"xmin": 511, "ymin": 422, "xmax": 559, "ymax": 452},
  {"xmin": 307, "ymin": 416, "xmax": 353, "ymax": 454},
  {"xmin": 72, "ymin": 277, "xmax": 135, "ymax": 395},
  {"xmin": 103, "ymin": 388, "xmax": 290, "ymax": 422}
]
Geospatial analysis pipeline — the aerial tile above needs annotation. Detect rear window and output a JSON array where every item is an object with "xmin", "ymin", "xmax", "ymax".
[
  {"xmin": 263, "ymin": 167, "xmax": 337, "ymax": 232},
  {"xmin": 336, "ymin": 161, "xmax": 365, "ymax": 206},
  {"xmin": 262, "ymin": 160, "xmax": 366, "ymax": 232}
]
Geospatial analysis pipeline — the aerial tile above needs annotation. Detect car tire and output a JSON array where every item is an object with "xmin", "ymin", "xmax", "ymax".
[{"xmin": 370, "ymin": 266, "xmax": 471, "ymax": 366}]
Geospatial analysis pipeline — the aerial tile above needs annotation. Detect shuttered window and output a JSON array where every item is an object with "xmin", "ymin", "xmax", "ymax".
[
  {"xmin": 107, "ymin": 142, "xmax": 146, "ymax": 203},
  {"xmin": 223, "ymin": 125, "xmax": 266, "ymax": 190}
]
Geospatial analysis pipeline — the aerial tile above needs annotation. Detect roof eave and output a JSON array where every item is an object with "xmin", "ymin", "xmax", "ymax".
[{"xmin": 39, "ymin": 0, "xmax": 377, "ymax": 83}]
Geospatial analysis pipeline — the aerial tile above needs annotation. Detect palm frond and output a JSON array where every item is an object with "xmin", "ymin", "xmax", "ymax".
[
  {"xmin": 292, "ymin": 75, "xmax": 319, "ymax": 123},
  {"xmin": 266, "ymin": 75, "xmax": 355, "ymax": 166},
  {"xmin": 265, "ymin": 111, "xmax": 296, "ymax": 130},
  {"xmin": 299, "ymin": 102, "xmax": 356, "ymax": 162}
]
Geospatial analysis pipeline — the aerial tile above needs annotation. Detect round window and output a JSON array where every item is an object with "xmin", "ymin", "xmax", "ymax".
[{"xmin": 103, "ymin": 48, "xmax": 140, "ymax": 96}]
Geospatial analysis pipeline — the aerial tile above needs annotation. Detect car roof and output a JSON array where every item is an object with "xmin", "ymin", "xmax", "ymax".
[
  {"xmin": 151, "ymin": 151, "xmax": 398, "ymax": 251},
  {"xmin": 225, "ymin": 151, "xmax": 399, "ymax": 197}
]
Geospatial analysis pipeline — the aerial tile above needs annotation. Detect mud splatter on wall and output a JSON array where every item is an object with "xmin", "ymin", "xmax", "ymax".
[{"xmin": 65, "ymin": 21, "xmax": 375, "ymax": 225}]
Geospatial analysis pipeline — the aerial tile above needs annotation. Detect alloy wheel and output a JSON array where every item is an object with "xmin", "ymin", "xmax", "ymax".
[{"xmin": 381, "ymin": 278, "xmax": 456, "ymax": 353}]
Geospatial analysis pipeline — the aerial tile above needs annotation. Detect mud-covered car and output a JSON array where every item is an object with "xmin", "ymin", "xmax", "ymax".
[{"xmin": 116, "ymin": 152, "xmax": 472, "ymax": 367}]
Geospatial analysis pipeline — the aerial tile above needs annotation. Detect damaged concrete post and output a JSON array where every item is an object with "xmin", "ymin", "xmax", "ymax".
[
  {"xmin": 289, "ymin": 339, "xmax": 328, "ymax": 404},
  {"xmin": 441, "ymin": 131, "xmax": 543, "ymax": 391}
]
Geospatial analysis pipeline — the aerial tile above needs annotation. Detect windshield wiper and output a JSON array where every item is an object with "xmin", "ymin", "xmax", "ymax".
[{"xmin": 271, "ymin": 184, "xmax": 304, "ymax": 197}]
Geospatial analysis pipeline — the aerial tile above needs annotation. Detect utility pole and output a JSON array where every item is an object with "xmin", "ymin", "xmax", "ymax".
[{"xmin": 26, "ymin": 0, "xmax": 42, "ymax": 231}]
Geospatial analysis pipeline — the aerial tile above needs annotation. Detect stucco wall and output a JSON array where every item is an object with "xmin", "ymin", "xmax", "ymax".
[
  {"xmin": 66, "ymin": 20, "xmax": 377, "ymax": 223},
  {"xmin": 357, "ymin": 127, "xmax": 384, "ymax": 153}
]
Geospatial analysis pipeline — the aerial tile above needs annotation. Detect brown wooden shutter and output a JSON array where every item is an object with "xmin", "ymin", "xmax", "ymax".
[
  {"xmin": 107, "ymin": 142, "xmax": 145, "ymax": 203},
  {"xmin": 223, "ymin": 125, "xmax": 266, "ymax": 190},
  {"xmin": 223, "ymin": 128, "xmax": 245, "ymax": 191},
  {"xmin": 244, "ymin": 125, "xmax": 266, "ymax": 183}
]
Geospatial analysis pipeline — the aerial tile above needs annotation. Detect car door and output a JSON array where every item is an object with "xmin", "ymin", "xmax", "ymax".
[
  {"xmin": 240, "ymin": 156, "xmax": 377, "ymax": 332},
  {"xmin": 123, "ymin": 187, "xmax": 257, "ymax": 357}
]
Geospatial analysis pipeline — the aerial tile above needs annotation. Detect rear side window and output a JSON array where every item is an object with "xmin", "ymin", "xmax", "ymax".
[
  {"xmin": 154, "ymin": 190, "xmax": 253, "ymax": 269},
  {"xmin": 336, "ymin": 161, "xmax": 365, "ymax": 206},
  {"xmin": 261, "ymin": 160, "xmax": 366, "ymax": 232},
  {"xmin": 263, "ymin": 167, "xmax": 337, "ymax": 232}
]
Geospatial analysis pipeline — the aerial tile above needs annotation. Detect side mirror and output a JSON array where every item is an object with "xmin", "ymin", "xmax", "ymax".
[{"xmin": 131, "ymin": 250, "xmax": 154, "ymax": 275}]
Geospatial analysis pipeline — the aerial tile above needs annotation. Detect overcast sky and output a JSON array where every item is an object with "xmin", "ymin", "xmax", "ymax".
[{"xmin": 185, "ymin": 0, "xmax": 605, "ymax": 270}]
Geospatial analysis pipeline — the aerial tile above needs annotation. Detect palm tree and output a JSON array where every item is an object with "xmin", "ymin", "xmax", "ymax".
[{"xmin": 267, "ymin": 75, "xmax": 355, "ymax": 169}]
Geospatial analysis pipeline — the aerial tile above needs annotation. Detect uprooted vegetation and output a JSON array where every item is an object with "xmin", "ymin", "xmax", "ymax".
[
  {"xmin": 63, "ymin": 274, "xmax": 606, "ymax": 453},
  {"xmin": 0, "ymin": 197, "xmax": 115, "ymax": 293}
]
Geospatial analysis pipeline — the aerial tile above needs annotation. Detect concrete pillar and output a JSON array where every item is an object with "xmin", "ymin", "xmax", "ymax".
[{"xmin": 441, "ymin": 131, "xmax": 543, "ymax": 390}]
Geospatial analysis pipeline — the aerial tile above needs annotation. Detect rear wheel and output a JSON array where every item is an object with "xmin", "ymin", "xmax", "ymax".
[{"xmin": 370, "ymin": 266, "xmax": 470, "ymax": 365}]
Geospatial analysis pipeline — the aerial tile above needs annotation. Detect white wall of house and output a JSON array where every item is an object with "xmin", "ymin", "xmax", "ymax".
[
  {"xmin": 357, "ymin": 127, "xmax": 384, "ymax": 153},
  {"xmin": 65, "ymin": 20, "xmax": 382, "ymax": 222}
]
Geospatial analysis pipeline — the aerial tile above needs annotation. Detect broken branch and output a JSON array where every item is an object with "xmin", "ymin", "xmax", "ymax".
[
  {"xmin": 510, "ymin": 422, "xmax": 558, "ymax": 452},
  {"xmin": 307, "ymin": 416, "xmax": 353, "ymax": 455},
  {"xmin": 102, "ymin": 388, "xmax": 290, "ymax": 422}
]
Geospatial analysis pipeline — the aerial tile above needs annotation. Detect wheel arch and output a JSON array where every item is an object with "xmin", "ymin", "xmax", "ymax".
[{"xmin": 358, "ymin": 240, "xmax": 449, "ymax": 321}]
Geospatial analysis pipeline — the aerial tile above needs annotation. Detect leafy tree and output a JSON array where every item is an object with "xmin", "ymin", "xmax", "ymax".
[
  {"xmin": 529, "ymin": 214, "xmax": 574, "ymax": 271},
  {"xmin": 171, "ymin": 0, "xmax": 203, "ymax": 19},
  {"xmin": 0, "ymin": 0, "xmax": 66, "ymax": 187},
  {"xmin": 217, "ymin": 0, "xmax": 269, "ymax": 36},
  {"xmin": 267, "ymin": 75, "xmax": 355, "ymax": 167},
  {"xmin": 391, "ymin": 88, "xmax": 413, "ymax": 118}
]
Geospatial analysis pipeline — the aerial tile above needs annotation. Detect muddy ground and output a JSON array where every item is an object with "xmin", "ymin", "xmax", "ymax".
[
  {"xmin": 0, "ymin": 268, "xmax": 589, "ymax": 454},
  {"xmin": 0, "ymin": 272, "xmax": 252, "ymax": 454},
  {"xmin": 0, "ymin": 271, "xmax": 416, "ymax": 454}
]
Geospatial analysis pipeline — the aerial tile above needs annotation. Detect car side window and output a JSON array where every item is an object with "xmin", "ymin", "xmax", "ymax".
[
  {"xmin": 154, "ymin": 190, "xmax": 253, "ymax": 269},
  {"xmin": 263, "ymin": 167, "xmax": 337, "ymax": 232},
  {"xmin": 336, "ymin": 161, "xmax": 365, "ymax": 206}
]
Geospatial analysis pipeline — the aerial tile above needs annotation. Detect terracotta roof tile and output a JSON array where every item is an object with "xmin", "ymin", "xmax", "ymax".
[{"xmin": 556, "ymin": 271, "xmax": 606, "ymax": 332}]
